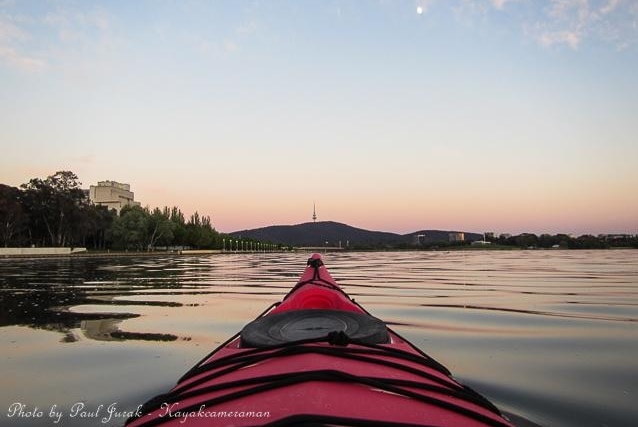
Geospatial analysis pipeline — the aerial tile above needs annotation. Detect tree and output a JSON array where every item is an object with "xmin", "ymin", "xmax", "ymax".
[
  {"xmin": 0, "ymin": 184, "xmax": 24, "ymax": 246},
  {"xmin": 147, "ymin": 207, "xmax": 174, "ymax": 250},
  {"xmin": 539, "ymin": 233, "xmax": 557, "ymax": 248},
  {"xmin": 198, "ymin": 214, "xmax": 219, "ymax": 248},
  {"xmin": 20, "ymin": 171, "xmax": 87, "ymax": 247},
  {"xmin": 515, "ymin": 233, "xmax": 538, "ymax": 248},
  {"xmin": 111, "ymin": 205, "xmax": 149, "ymax": 250},
  {"xmin": 570, "ymin": 235, "xmax": 609, "ymax": 249},
  {"xmin": 185, "ymin": 211, "xmax": 219, "ymax": 249},
  {"xmin": 169, "ymin": 206, "xmax": 187, "ymax": 247},
  {"xmin": 4, "ymin": 170, "xmax": 228, "ymax": 251},
  {"xmin": 82, "ymin": 205, "xmax": 116, "ymax": 249}
]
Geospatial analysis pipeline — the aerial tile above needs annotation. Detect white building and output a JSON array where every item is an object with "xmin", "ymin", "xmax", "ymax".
[
  {"xmin": 448, "ymin": 232, "xmax": 465, "ymax": 242},
  {"xmin": 89, "ymin": 181, "xmax": 140, "ymax": 214}
]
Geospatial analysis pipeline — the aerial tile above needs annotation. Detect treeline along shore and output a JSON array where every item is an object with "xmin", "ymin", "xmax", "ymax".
[
  {"xmin": 0, "ymin": 171, "xmax": 279, "ymax": 252},
  {"xmin": 1, "ymin": 171, "xmax": 636, "ymax": 253},
  {"xmin": 405, "ymin": 234, "xmax": 638, "ymax": 250}
]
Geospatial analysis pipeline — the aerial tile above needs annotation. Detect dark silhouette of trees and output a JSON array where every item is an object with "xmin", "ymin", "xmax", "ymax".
[
  {"xmin": 0, "ymin": 184, "xmax": 24, "ymax": 247},
  {"xmin": 20, "ymin": 171, "xmax": 90, "ymax": 247},
  {"xmin": 1, "ymin": 171, "xmax": 635, "ymax": 251},
  {"xmin": 111, "ymin": 205, "xmax": 149, "ymax": 250},
  {"xmin": 1, "ymin": 171, "xmax": 226, "ymax": 251}
]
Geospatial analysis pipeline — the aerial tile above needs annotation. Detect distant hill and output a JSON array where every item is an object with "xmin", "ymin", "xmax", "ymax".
[{"xmin": 230, "ymin": 221, "xmax": 483, "ymax": 247}]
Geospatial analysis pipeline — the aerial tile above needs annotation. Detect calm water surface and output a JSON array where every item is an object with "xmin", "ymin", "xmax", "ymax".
[{"xmin": 1, "ymin": 251, "xmax": 637, "ymax": 426}]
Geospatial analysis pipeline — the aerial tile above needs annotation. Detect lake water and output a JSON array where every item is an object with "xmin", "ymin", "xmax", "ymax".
[{"xmin": 1, "ymin": 250, "xmax": 637, "ymax": 427}]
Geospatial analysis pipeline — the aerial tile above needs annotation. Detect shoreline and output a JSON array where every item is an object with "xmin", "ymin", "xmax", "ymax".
[
  {"xmin": 0, "ymin": 249, "xmax": 221, "ymax": 260},
  {"xmin": 1, "ymin": 247, "xmax": 636, "ymax": 260}
]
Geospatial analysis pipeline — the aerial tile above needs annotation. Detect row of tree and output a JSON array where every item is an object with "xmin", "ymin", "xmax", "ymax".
[
  {"xmin": 489, "ymin": 233, "xmax": 637, "ymax": 249},
  {"xmin": 0, "ymin": 171, "xmax": 275, "ymax": 251},
  {"xmin": 109, "ymin": 205, "xmax": 221, "ymax": 251},
  {"xmin": 403, "ymin": 232, "xmax": 637, "ymax": 250},
  {"xmin": 1, "ymin": 171, "xmax": 97, "ymax": 248}
]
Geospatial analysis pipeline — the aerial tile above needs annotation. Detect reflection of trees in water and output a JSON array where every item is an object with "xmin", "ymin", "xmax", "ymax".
[
  {"xmin": 81, "ymin": 319, "xmax": 179, "ymax": 342},
  {"xmin": 0, "ymin": 256, "xmax": 199, "ymax": 342}
]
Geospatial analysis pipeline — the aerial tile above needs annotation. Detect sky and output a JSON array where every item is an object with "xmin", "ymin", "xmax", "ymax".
[{"xmin": 1, "ymin": 0, "xmax": 637, "ymax": 236}]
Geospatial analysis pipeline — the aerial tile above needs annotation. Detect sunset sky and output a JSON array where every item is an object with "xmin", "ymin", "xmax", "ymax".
[{"xmin": 1, "ymin": 0, "xmax": 637, "ymax": 235}]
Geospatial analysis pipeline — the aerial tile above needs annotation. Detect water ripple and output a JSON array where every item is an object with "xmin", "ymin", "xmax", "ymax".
[{"xmin": 1, "ymin": 250, "xmax": 637, "ymax": 427}]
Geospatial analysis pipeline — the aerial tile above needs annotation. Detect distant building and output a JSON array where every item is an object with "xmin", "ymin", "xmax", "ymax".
[
  {"xmin": 89, "ymin": 181, "xmax": 140, "ymax": 214},
  {"xmin": 601, "ymin": 234, "xmax": 633, "ymax": 240},
  {"xmin": 471, "ymin": 232, "xmax": 491, "ymax": 245},
  {"xmin": 448, "ymin": 232, "xmax": 465, "ymax": 242}
]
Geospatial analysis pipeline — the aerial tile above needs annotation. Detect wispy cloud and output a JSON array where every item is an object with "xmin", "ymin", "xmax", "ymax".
[
  {"xmin": 529, "ymin": 0, "xmax": 638, "ymax": 50},
  {"xmin": 455, "ymin": 0, "xmax": 638, "ymax": 50},
  {"xmin": 538, "ymin": 29, "xmax": 582, "ymax": 48},
  {"xmin": 0, "ymin": 14, "xmax": 23, "ymax": 42},
  {"xmin": 1, "ymin": 2, "xmax": 111, "ymax": 72},
  {"xmin": 600, "ymin": 0, "xmax": 621, "ymax": 14},
  {"xmin": 43, "ymin": 6, "xmax": 111, "ymax": 43},
  {"xmin": 0, "ymin": 14, "xmax": 46, "ymax": 70},
  {"xmin": 491, "ymin": 0, "xmax": 515, "ymax": 10},
  {"xmin": 0, "ymin": 46, "xmax": 45, "ymax": 70}
]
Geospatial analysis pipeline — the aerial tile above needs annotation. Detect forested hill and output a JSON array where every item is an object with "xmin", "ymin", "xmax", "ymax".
[{"xmin": 230, "ymin": 221, "xmax": 482, "ymax": 247}]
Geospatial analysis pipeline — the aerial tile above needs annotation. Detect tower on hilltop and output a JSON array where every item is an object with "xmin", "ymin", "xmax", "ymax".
[{"xmin": 312, "ymin": 202, "xmax": 317, "ymax": 222}]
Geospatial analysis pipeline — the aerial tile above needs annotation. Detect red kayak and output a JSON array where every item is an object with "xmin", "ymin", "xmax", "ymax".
[{"xmin": 127, "ymin": 254, "xmax": 514, "ymax": 427}]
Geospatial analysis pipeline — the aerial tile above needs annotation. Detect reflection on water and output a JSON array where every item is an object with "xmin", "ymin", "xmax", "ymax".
[
  {"xmin": 80, "ymin": 319, "xmax": 180, "ymax": 342},
  {"xmin": 1, "ymin": 250, "xmax": 637, "ymax": 427}
]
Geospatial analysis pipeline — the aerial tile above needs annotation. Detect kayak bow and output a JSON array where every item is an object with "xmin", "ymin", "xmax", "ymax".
[{"xmin": 127, "ymin": 254, "xmax": 514, "ymax": 427}]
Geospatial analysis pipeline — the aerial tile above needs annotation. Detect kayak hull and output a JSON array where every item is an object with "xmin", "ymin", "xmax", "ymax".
[{"xmin": 127, "ymin": 254, "xmax": 513, "ymax": 427}]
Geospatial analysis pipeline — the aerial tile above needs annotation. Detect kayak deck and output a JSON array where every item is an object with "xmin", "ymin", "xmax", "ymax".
[{"xmin": 127, "ymin": 254, "xmax": 514, "ymax": 427}]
